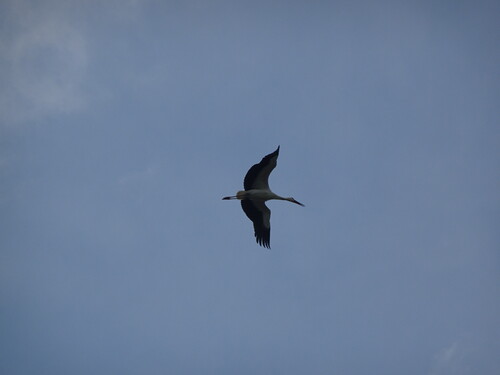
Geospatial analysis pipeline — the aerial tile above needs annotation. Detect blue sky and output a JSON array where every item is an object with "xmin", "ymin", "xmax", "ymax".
[{"xmin": 1, "ymin": 0, "xmax": 499, "ymax": 374}]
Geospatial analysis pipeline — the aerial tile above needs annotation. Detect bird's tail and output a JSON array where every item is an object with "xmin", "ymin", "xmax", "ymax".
[{"xmin": 223, "ymin": 191, "xmax": 246, "ymax": 200}]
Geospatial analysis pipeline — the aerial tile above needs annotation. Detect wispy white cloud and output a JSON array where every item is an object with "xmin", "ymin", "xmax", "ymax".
[
  {"xmin": 0, "ymin": 0, "xmax": 88, "ymax": 125},
  {"xmin": 429, "ymin": 341, "xmax": 468, "ymax": 375}
]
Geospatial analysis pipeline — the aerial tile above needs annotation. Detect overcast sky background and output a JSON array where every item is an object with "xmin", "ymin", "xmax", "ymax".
[{"xmin": 1, "ymin": 1, "xmax": 499, "ymax": 374}]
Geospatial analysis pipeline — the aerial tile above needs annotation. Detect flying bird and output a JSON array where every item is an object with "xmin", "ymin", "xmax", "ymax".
[{"xmin": 222, "ymin": 146, "xmax": 304, "ymax": 248}]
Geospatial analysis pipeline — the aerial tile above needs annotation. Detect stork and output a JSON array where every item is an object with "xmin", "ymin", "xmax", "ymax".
[{"xmin": 222, "ymin": 146, "xmax": 304, "ymax": 248}]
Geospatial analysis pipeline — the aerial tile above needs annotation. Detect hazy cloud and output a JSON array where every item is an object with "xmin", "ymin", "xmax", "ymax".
[
  {"xmin": 0, "ymin": 0, "xmax": 88, "ymax": 124},
  {"xmin": 429, "ymin": 342, "xmax": 466, "ymax": 375}
]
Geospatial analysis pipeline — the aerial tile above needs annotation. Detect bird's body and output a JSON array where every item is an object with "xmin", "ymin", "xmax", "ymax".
[
  {"xmin": 233, "ymin": 189, "xmax": 282, "ymax": 201},
  {"xmin": 222, "ymin": 146, "xmax": 304, "ymax": 248}
]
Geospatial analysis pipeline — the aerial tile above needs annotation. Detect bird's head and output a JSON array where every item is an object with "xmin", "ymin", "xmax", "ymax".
[{"xmin": 287, "ymin": 197, "xmax": 305, "ymax": 207}]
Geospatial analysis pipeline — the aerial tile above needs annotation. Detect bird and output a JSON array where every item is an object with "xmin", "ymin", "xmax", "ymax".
[{"xmin": 222, "ymin": 146, "xmax": 304, "ymax": 248}]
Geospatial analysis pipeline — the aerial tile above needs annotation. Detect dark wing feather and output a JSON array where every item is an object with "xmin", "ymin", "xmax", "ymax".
[
  {"xmin": 243, "ymin": 146, "xmax": 280, "ymax": 190},
  {"xmin": 241, "ymin": 199, "xmax": 271, "ymax": 248}
]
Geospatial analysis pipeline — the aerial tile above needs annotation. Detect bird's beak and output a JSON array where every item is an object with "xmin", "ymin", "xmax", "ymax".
[{"xmin": 291, "ymin": 198, "xmax": 305, "ymax": 207}]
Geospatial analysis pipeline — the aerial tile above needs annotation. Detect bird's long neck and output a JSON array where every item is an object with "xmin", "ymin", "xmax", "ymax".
[{"xmin": 274, "ymin": 194, "xmax": 287, "ymax": 201}]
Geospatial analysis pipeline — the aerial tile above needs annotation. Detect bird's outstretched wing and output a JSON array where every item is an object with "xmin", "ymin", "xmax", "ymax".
[
  {"xmin": 243, "ymin": 146, "xmax": 280, "ymax": 191},
  {"xmin": 241, "ymin": 199, "xmax": 271, "ymax": 248}
]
